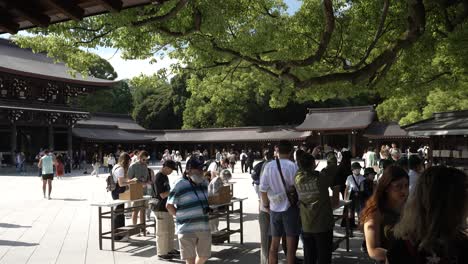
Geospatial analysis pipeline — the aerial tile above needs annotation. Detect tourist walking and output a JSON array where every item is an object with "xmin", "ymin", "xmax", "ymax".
[
  {"xmin": 344, "ymin": 162, "xmax": 365, "ymax": 228},
  {"xmin": 360, "ymin": 165, "xmax": 409, "ymax": 263},
  {"xmin": 55, "ymin": 154, "xmax": 64, "ymax": 180},
  {"xmin": 91, "ymin": 153, "xmax": 100, "ymax": 177},
  {"xmin": 296, "ymin": 152, "xmax": 340, "ymax": 264},
  {"xmin": 387, "ymin": 166, "xmax": 467, "ymax": 264},
  {"xmin": 38, "ymin": 149, "xmax": 55, "ymax": 199},
  {"xmin": 228, "ymin": 150, "xmax": 236, "ymax": 173},
  {"xmin": 260, "ymin": 140, "xmax": 300, "ymax": 264},
  {"xmin": 336, "ymin": 150, "xmax": 352, "ymax": 197},
  {"xmin": 161, "ymin": 149, "xmax": 172, "ymax": 163},
  {"xmin": 64, "ymin": 153, "xmax": 71, "ymax": 174},
  {"xmin": 240, "ymin": 150, "xmax": 247, "ymax": 173},
  {"xmin": 111, "ymin": 152, "xmax": 137, "ymax": 241},
  {"xmin": 128, "ymin": 150, "xmax": 151, "ymax": 235},
  {"xmin": 174, "ymin": 151, "xmax": 183, "ymax": 175},
  {"xmin": 107, "ymin": 153, "xmax": 116, "ymax": 172},
  {"xmin": 152, "ymin": 160, "xmax": 179, "ymax": 260},
  {"xmin": 246, "ymin": 148, "xmax": 255, "ymax": 174},
  {"xmin": 363, "ymin": 147, "xmax": 378, "ymax": 168},
  {"xmin": 16, "ymin": 151, "xmax": 25, "ymax": 174},
  {"xmin": 167, "ymin": 158, "xmax": 211, "ymax": 264},
  {"xmin": 103, "ymin": 154, "xmax": 108, "ymax": 173}
]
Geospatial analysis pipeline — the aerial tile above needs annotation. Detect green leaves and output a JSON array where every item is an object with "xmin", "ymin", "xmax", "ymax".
[{"xmin": 11, "ymin": 0, "xmax": 468, "ymax": 127}]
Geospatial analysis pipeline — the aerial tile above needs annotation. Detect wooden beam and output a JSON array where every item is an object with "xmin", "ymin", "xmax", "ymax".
[
  {"xmin": 2, "ymin": 0, "xmax": 50, "ymax": 27},
  {"xmin": 0, "ymin": 8, "xmax": 19, "ymax": 34},
  {"xmin": 46, "ymin": 0, "xmax": 84, "ymax": 21},
  {"xmin": 97, "ymin": 0, "xmax": 123, "ymax": 13}
]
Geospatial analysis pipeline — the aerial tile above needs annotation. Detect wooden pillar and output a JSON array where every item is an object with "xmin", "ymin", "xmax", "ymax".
[
  {"xmin": 11, "ymin": 123, "xmax": 17, "ymax": 165},
  {"xmin": 67, "ymin": 126, "xmax": 73, "ymax": 157},
  {"xmin": 48, "ymin": 125, "xmax": 54, "ymax": 150}
]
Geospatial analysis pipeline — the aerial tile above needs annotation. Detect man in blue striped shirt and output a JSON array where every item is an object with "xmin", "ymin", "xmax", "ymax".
[{"xmin": 167, "ymin": 158, "xmax": 211, "ymax": 264}]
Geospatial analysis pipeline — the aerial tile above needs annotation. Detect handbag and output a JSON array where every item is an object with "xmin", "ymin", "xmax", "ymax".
[
  {"xmin": 148, "ymin": 182, "xmax": 162, "ymax": 211},
  {"xmin": 275, "ymin": 158, "xmax": 299, "ymax": 206}
]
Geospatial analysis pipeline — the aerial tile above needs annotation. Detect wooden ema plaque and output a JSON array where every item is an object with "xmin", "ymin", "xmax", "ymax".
[{"xmin": 119, "ymin": 183, "xmax": 144, "ymax": 200}]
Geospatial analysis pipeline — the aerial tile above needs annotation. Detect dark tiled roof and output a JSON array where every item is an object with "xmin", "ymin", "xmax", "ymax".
[
  {"xmin": 403, "ymin": 110, "xmax": 468, "ymax": 136},
  {"xmin": 363, "ymin": 122, "xmax": 412, "ymax": 139},
  {"xmin": 148, "ymin": 127, "xmax": 312, "ymax": 143},
  {"xmin": 73, "ymin": 127, "xmax": 154, "ymax": 143},
  {"xmin": 0, "ymin": 0, "xmax": 153, "ymax": 34},
  {"xmin": 296, "ymin": 105, "xmax": 376, "ymax": 131},
  {"xmin": 0, "ymin": 39, "xmax": 116, "ymax": 86},
  {"xmin": 76, "ymin": 113, "xmax": 145, "ymax": 131}
]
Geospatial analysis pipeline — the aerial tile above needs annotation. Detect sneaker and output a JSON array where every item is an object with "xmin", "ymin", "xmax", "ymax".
[
  {"xmin": 116, "ymin": 235, "xmax": 129, "ymax": 242},
  {"xmin": 168, "ymin": 249, "xmax": 180, "ymax": 256},
  {"xmin": 158, "ymin": 254, "xmax": 173, "ymax": 260},
  {"xmin": 48, "ymin": 196, "xmax": 51, "ymax": 200}
]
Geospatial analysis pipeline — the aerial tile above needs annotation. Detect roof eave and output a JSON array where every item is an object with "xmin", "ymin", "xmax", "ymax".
[{"xmin": 0, "ymin": 66, "xmax": 117, "ymax": 87}]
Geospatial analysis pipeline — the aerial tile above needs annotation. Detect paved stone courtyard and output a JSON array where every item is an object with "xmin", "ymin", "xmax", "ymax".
[{"xmin": 0, "ymin": 162, "xmax": 372, "ymax": 264}]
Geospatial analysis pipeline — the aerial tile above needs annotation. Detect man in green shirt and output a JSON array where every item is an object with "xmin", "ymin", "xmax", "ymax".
[
  {"xmin": 295, "ymin": 152, "xmax": 340, "ymax": 264},
  {"xmin": 38, "ymin": 149, "xmax": 55, "ymax": 199}
]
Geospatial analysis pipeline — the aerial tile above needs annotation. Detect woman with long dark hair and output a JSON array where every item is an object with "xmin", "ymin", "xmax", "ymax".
[
  {"xmin": 360, "ymin": 165, "xmax": 409, "ymax": 263},
  {"xmin": 111, "ymin": 152, "xmax": 137, "ymax": 241},
  {"xmin": 387, "ymin": 166, "xmax": 467, "ymax": 264}
]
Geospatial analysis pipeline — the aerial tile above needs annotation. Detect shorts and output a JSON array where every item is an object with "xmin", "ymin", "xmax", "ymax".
[
  {"xmin": 270, "ymin": 205, "xmax": 301, "ymax": 237},
  {"xmin": 131, "ymin": 200, "xmax": 146, "ymax": 210},
  {"xmin": 42, "ymin": 174, "xmax": 54, "ymax": 180},
  {"xmin": 178, "ymin": 232, "xmax": 212, "ymax": 259}
]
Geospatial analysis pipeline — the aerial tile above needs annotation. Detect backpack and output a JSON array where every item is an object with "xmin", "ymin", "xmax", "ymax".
[
  {"xmin": 295, "ymin": 170, "xmax": 321, "ymax": 209},
  {"xmin": 251, "ymin": 160, "xmax": 266, "ymax": 185},
  {"xmin": 106, "ymin": 165, "xmax": 119, "ymax": 192}
]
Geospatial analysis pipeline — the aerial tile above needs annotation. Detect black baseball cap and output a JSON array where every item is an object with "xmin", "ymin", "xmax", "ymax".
[
  {"xmin": 186, "ymin": 158, "xmax": 204, "ymax": 171},
  {"xmin": 351, "ymin": 162, "xmax": 362, "ymax": 170},
  {"xmin": 163, "ymin": 160, "xmax": 177, "ymax": 170}
]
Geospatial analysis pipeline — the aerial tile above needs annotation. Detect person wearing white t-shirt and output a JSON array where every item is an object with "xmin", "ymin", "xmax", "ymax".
[
  {"xmin": 107, "ymin": 153, "xmax": 116, "ymax": 172},
  {"xmin": 344, "ymin": 162, "xmax": 365, "ymax": 228},
  {"xmin": 260, "ymin": 140, "xmax": 299, "ymax": 264},
  {"xmin": 111, "ymin": 152, "xmax": 137, "ymax": 241}
]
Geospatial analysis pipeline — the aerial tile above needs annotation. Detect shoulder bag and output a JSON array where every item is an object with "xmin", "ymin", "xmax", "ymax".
[{"xmin": 275, "ymin": 158, "xmax": 299, "ymax": 206}]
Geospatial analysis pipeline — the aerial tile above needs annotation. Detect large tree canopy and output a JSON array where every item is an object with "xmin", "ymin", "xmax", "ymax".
[{"xmin": 12, "ymin": 0, "xmax": 468, "ymax": 126}]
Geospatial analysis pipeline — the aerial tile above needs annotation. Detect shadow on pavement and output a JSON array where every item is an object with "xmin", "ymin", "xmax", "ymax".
[
  {"xmin": 0, "ymin": 240, "xmax": 39, "ymax": 247},
  {"xmin": 0, "ymin": 223, "xmax": 31, "ymax": 228},
  {"xmin": 50, "ymin": 198, "xmax": 88, "ymax": 202},
  {"xmin": 209, "ymin": 242, "xmax": 260, "ymax": 263}
]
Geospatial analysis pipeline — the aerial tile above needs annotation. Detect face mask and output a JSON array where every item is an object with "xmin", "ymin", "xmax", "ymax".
[
  {"xmin": 352, "ymin": 169, "xmax": 360, "ymax": 175},
  {"xmin": 190, "ymin": 174, "xmax": 204, "ymax": 184}
]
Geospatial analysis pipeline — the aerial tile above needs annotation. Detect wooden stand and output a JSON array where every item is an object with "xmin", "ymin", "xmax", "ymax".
[{"xmin": 119, "ymin": 183, "xmax": 143, "ymax": 200}]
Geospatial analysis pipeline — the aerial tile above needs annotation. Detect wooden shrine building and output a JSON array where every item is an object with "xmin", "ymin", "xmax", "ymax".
[
  {"xmin": 404, "ymin": 110, "xmax": 468, "ymax": 173},
  {"xmin": 0, "ymin": 38, "xmax": 116, "ymax": 163}
]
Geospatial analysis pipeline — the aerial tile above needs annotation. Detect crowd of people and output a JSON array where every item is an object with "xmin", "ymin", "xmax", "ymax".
[
  {"xmin": 24, "ymin": 140, "xmax": 468, "ymax": 263},
  {"xmin": 103, "ymin": 140, "xmax": 467, "ymax": 264}
]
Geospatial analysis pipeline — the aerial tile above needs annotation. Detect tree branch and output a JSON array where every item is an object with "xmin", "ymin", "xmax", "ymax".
[
  {"xmin": 132, "ymin": 0, "xmax": 189, "ymax": 27},
  {"xmin": 74, "ymin": 29, "xmax": 114, "ymax": 44},
  {"xmin": 183, "ymin": 60, "xmax": 236, "ymax": 71},
  {"xmin": 289, "ymin": 0, "xmax": 335, "ymax": 67},
  {"xmin": 155, "ymin": 7, "xmax": 202, "ymax": 37},
  {"xmin": 345, "ymin": 0, "xmax": 390, "ymax": 70}
]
